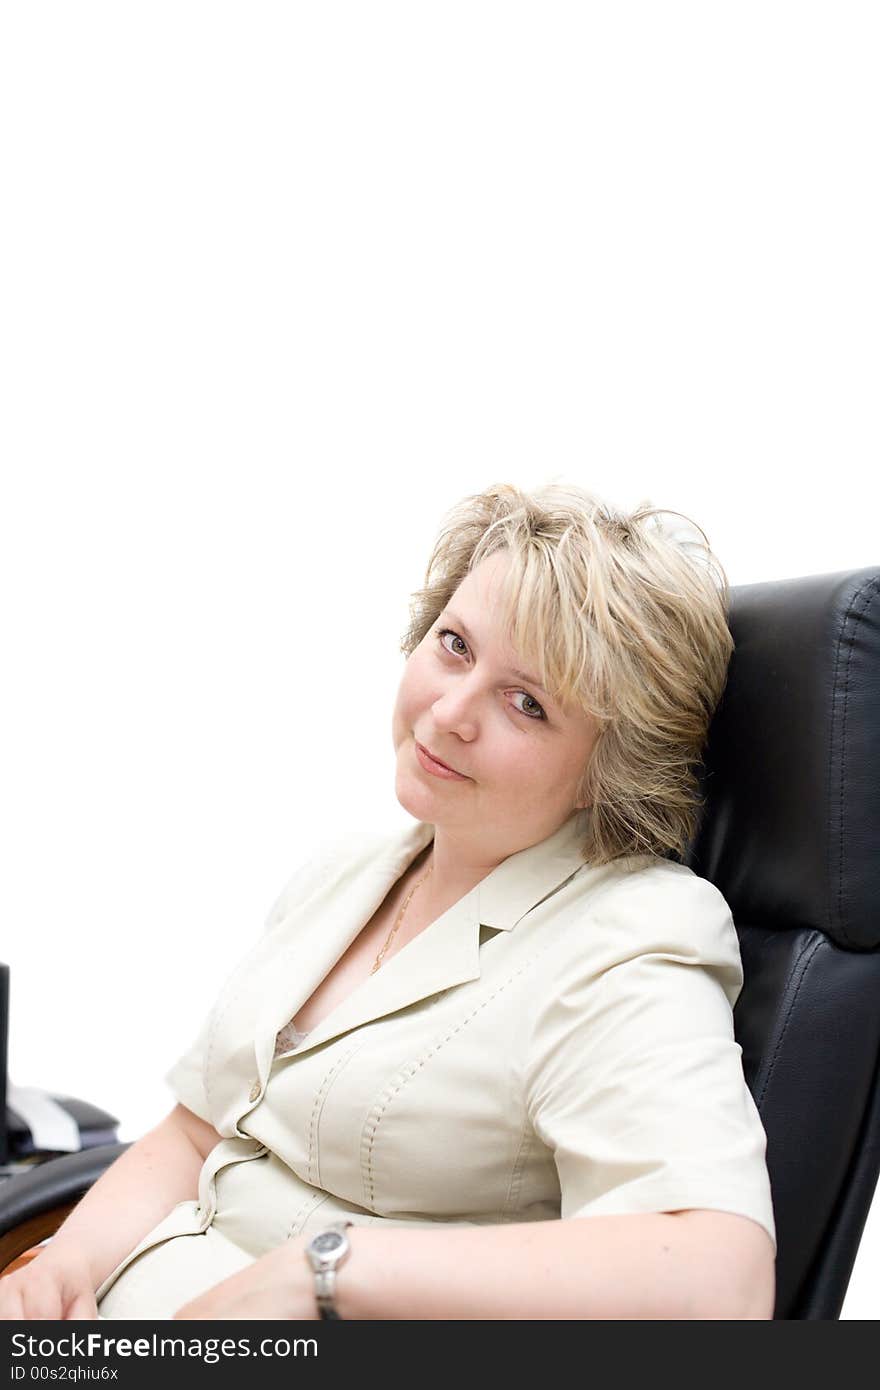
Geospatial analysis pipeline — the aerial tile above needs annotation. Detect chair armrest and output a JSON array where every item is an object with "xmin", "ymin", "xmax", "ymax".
[{"xmin": 0, "ymin": 1142, "xmax": 131, "ymax": 1238}]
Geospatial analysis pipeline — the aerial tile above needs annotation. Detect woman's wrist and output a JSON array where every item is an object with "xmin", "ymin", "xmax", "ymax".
[
  {"xmin": 37, "ymin": 1234, "xmax": 94, "ymax": 1270},
  {"xmin": 327, "ymin": 1224, "xmax": 365, "ymax": 1320},
  {"xmin": 295, "ymin": 1224, "xmax": 365, "ymax": 1320},
  {"xmin": 287, "ymin": 1234, "xmax": 322, "ymax": 1319}
]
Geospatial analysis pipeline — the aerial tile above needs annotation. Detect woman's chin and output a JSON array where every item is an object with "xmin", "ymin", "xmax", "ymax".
[
  {"xmin": 394, "ymin": 777, "xmax": 430, "ymax": 821},
  {"xmin": 394, "ymin": 766, "xmax": 448, "ymax": 823}
]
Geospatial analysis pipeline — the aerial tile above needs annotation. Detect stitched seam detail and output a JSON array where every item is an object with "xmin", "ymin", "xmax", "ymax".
[
  {"xmin": 361, "ymin": 952, "xmax": 549, "ymax": 1211},
  {"xmin": 502, "ymin": 1118, "xmax": 534, "ymax": 1222},
  {"xmin": 752, "ymin": 932, "xmax": 824, "ymax": 1109},
  {"xmin": 203, "ymin": 851, "xmax": 340, "ymax": 1115},
  {"xmin": 204, "ymin": 954, "xmax": 268, "ymax": 1118},
  {"xmin": 307, "ymin": 1039, "xmax": 367, "ymax": 1189},
  {"xmin": 204, "ymin": 934, "xmax": 294, "ymax": 1117},
  {"xmin": 829, "ymin": 574, "xmax": 879, "ymax": 949},
  {"xmin": 286, "ymin": 1190, "xmax": 334, "ymax": 1239},
  {"xmin": 359, "ymin": 871, "xmax": 664, "ymax": 1214}
]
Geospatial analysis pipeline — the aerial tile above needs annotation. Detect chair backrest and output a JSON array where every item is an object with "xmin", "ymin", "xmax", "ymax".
[
  {"xmin": 0, "ymin": 964, "xmax": 8, "ymax": 1165},
  {"xmin": 683, "ymin": 564, "xmax": 880, "ymax": 1319}
]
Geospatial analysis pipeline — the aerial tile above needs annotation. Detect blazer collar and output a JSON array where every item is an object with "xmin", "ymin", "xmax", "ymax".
[
  {"xmin": 369, "ymin": 804, "xmax": 592, "ymax": 931},
  {"xmin": 208, "ymin": 810, "xmax": 595, "ymax": 1133},
  {"xmin": 252, "ymin": 808, "xmax": 592, "ymax": 1068}
]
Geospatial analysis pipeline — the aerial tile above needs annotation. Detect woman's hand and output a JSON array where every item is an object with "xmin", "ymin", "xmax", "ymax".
[
  {"xmin": 173, "ymin": 1238, "xmax": 317, "ymax": 1321},
  {"xmin": 0, "ymin": 1248, "xmax": 98, "ymax": 1320}
]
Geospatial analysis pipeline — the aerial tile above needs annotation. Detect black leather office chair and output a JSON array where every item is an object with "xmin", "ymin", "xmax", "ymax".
[
  {"xmin": 1, "ymin": 564, "xmax": 878, "ymax": 1318},
  {"xmin": 683, "ymin": 563, "xmax": 880, "ymax": 1318}
]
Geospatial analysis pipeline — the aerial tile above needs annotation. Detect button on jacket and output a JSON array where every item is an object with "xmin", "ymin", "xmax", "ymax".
[{"xmin": 96, "ymin": 808, "xmax": 777, "ymax": 1319}]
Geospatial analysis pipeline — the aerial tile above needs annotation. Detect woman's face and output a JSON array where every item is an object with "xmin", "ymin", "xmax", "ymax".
[{"xmin": 392, "ymin": 549, "xmax": 599, "ymax": 855}]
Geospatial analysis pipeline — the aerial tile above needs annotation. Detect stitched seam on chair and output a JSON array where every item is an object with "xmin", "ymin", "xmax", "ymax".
[
  {"xmin": 752, "ymin": 932, "xmax": 824, "ymax": 1109},
  {"xmin": 360, "ymin": 951, "xmax": 551, "ymax": 1212},
  {"xmin": 829, "ymin": 574, "xmax": 879, "ymax": 950},
  {"xmin": 306, "ymin": 1039, "xmax": 367, "ymax": 1189}
]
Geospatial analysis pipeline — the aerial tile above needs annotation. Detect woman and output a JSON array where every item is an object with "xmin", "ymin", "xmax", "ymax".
[{"xmin": 0, "ymin": 482, "xmax": 776, "ymax": 1320}]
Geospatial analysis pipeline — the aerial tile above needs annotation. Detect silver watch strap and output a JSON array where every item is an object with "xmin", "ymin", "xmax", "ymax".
[
  {"xmin": 308, "ymin": 1220, "xmax": 353, "ymax": 1320},
  {"xmin": 315, "ymin": 1269, "xmax": 342, "ymax": 1319}
]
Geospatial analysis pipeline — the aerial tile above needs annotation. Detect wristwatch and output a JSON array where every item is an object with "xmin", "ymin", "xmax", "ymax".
[{"xmin": 304, "ymin": 1220, "xmax": 354, "ymax": 1319}]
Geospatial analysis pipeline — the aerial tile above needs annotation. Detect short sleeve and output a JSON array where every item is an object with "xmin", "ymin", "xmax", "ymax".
[
  {"xmin": 162, "ymin": 836, "xmax": 350, "ymax": 1124},
  {"xmin": 524, "ymin": 872, "xmax": 777, "ymax": 1253}
]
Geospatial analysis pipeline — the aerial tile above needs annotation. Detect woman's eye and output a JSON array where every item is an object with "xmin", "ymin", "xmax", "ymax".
[
  {"xmin": 437, "ymin": 628, "xmax": 468, "ymax": 658},
  {"xmin": 512, "ymin": 691, "xmax": 547, "ymax": 720},
  {"xmin": 435, "ymin": 628, "xmax": 547, "ymax": 721}
]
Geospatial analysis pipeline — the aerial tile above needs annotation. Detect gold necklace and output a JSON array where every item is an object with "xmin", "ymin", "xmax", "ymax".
[{"xmin": 370, "ymin": 857, "xmax": 434, "ymax": 975}]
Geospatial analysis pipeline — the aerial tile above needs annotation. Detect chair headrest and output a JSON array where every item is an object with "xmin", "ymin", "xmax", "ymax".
[{"xmin": 684, "ymin": 565, "xmax": 880, "ymax": 951}]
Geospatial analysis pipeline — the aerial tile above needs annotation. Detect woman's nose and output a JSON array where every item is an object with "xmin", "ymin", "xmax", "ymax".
[{"xmin": 431, "ymin": 683, "xmax": 478, "ymax": 740}]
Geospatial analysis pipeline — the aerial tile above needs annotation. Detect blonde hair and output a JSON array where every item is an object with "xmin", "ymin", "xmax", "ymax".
[{"xmin": 400, "ymin": 480, "xmax": 734, "ymax": 866}]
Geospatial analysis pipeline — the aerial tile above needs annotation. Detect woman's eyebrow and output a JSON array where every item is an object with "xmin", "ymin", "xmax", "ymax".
[{"xmin": 442, "ymin": 609, "xmax": 550, "ymax": 696}]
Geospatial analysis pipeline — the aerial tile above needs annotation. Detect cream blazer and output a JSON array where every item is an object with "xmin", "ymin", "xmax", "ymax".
[{"xmin": 96, "ymin": 809, "xmax": 777, "ymax": 1319}]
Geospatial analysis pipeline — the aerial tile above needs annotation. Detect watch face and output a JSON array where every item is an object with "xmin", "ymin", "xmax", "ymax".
[{"xmin": 311, "ymin": 1232, "xmax": 344, "ymax": 1255}]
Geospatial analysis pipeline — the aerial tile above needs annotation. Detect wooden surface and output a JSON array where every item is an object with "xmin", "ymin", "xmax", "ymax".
[{"xmin": 0, "ymin": 1203, "xmax": 75, "ymax": 1276}]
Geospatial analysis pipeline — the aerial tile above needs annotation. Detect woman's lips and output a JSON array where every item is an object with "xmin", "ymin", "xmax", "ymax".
[{"xmin": 415, "ymin": 741, "xmax": 469, "ymax": 781}]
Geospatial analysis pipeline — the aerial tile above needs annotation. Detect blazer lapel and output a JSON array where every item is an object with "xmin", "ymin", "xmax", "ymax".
[{"xmin": 256, "ymin": 807, "xmax": 593, "ymax": 1068}]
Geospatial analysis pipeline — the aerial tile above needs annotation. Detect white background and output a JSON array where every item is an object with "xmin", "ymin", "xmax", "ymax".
[{"xmin": 2, "ymin": 2, "xmax": 878, "ymax": 1318}]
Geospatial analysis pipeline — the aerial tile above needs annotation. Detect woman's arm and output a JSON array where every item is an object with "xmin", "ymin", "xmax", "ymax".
[
  {"xmin": 332, "ymin": 1209, "xmax": 776, "ymax": 1320},
  {"xmin": 42, "ymin": 1103, "xmax": 222, "ymax": 1292},
  {"xmin": 178, "ymin": 1207, "xmax": 775, "ymax": 1321}
]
